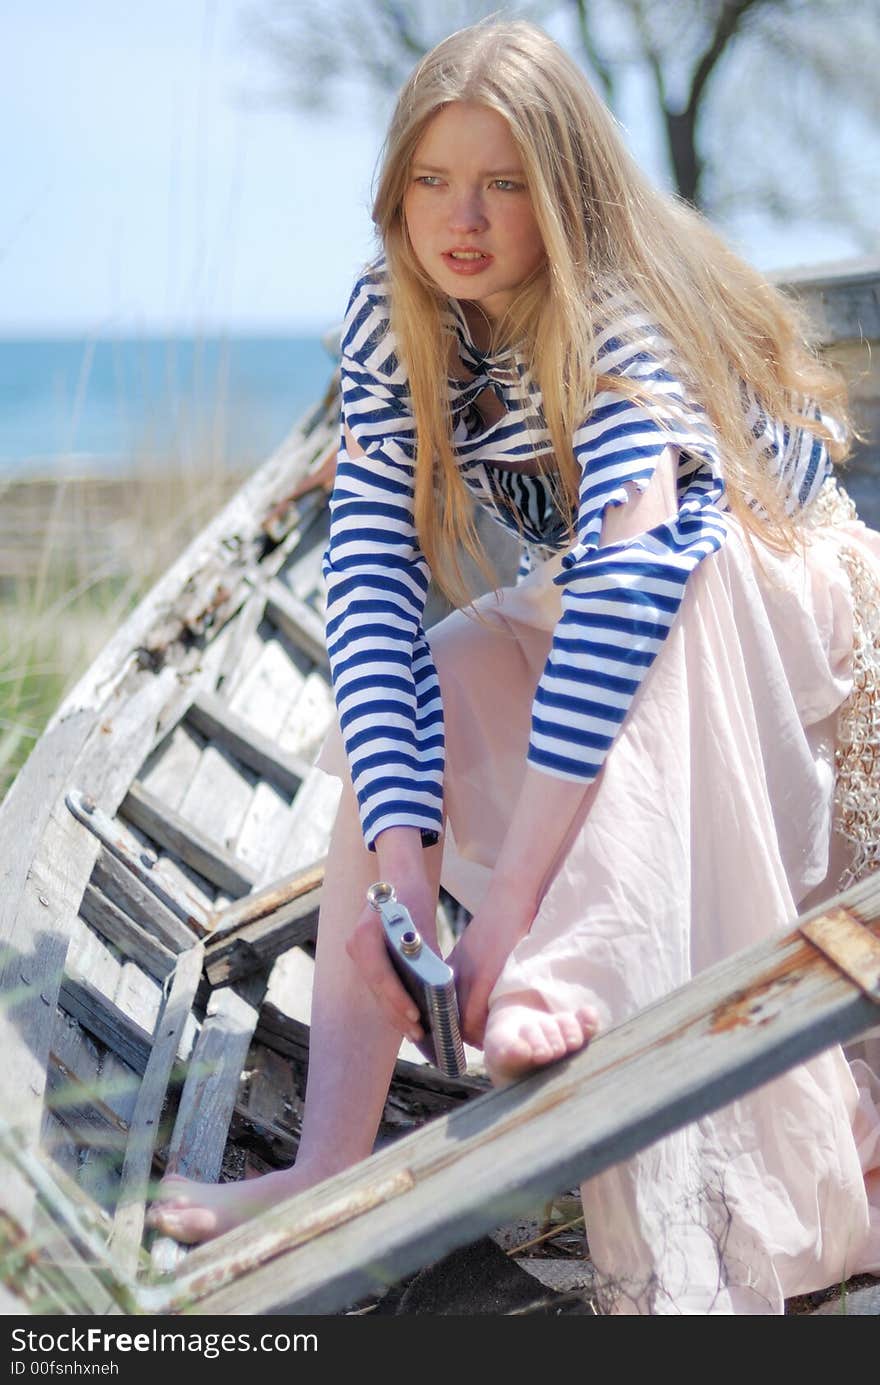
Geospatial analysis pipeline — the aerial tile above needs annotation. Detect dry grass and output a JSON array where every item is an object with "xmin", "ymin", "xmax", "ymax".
[{"xmin": 0, "ymin": 461, "xmax": 247, "ymax": 799}]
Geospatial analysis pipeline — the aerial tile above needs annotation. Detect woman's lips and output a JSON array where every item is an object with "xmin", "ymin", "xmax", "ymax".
[{"xmin": 441, "ymin": 250, "xmax": 494, "ymax": 276}]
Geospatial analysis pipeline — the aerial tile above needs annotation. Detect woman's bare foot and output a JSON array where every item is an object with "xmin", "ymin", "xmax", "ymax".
[
  {"xmin": 146, "ymin": 1165, "xmax": 316, "ymax": 1245},
  {"xmin": 483, "ymin": 1001, "xmax": 598, "ymax": 1087}
]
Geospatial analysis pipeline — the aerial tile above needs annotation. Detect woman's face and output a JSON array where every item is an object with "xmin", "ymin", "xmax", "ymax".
[{"xmin": 403, "ymin": 101, "xmax": 546, "ymax": 322}]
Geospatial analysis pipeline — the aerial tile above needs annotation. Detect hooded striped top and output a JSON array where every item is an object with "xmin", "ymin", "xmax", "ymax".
[{"xmin": 323, "ymin": 257, "xmax": 832, "ymax": 850}]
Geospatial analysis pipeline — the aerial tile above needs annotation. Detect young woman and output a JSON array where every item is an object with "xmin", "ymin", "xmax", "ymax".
[{"xmin": 149, "ymin": 19, "xmax": 880, "ymax": 1313}]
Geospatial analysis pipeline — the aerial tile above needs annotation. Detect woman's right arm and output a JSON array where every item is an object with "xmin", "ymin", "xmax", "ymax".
[
  {"xmin": 323, "ymin": 269, "xmax": 446, "ymax": 854},
  {"xmin": 325, "ymin": 270, "xmax": 446, "ymax": 1036}
]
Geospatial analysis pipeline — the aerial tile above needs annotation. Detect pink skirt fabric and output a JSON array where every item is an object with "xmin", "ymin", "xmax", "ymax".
[{"xmin": 315, "ymin": 503, "xmax": 880, "ymax": 1314}]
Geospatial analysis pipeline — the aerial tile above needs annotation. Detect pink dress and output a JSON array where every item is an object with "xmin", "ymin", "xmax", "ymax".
[{"xmin": 316, "ymin": 472, "xmax": 880, "ymax": 1314}]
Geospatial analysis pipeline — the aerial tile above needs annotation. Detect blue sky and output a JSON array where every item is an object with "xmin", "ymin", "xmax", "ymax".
[{"xmin": 1, "ymin": 1, "xmax": 868, "ymax": 335}]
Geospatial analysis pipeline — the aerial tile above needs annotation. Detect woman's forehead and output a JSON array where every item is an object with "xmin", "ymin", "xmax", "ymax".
[{"xmin": 413, "ymin": 102, "xmax": 521, "ymax": 164}]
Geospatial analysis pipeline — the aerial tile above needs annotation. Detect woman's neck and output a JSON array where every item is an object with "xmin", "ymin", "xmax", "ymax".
[{"xmin": 457, "ymin": 298, "xmax": 495, "ymax": 354}]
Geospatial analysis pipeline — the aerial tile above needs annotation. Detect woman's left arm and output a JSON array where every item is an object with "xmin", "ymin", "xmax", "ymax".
[{"xmin": 451, "ymin": 457, "xmax": 684, "ymax": 1043}]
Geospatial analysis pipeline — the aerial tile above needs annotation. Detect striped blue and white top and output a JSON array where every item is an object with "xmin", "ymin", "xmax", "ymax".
[{"xmin": 323, "ymin": 256, "xmax": 833, "ymax": 850}]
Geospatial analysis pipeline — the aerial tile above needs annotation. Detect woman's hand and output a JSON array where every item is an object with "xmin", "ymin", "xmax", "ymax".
[
  {"xmin": 345, "ymin": 869, "xmax": 439, "ymax": 1045},
  {"xmin": 449, "ymin": 881, "xmax": 537, "ymax": 1047}
]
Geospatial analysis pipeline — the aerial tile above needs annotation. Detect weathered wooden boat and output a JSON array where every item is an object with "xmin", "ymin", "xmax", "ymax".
[{"xmin": 1, "ymin": 260, "xmax": 879, "ymax": 1318}]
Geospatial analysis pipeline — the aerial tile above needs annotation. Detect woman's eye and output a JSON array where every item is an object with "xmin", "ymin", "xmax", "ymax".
[
  {"xmin": 491, "ymin": 179, "xmax": 523, "ymax": 191},
  {"xmin": 414, "ymin": 175, "xmax": 443, "ymax": 186}
]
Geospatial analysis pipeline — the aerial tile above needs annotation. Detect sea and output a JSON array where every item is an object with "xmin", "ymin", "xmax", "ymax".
[{"xmin": 0, "ymin": 333, "xmax": 338, "ymax": 477}]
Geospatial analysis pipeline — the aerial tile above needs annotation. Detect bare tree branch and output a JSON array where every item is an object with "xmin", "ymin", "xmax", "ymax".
[
  {"xmin": 572, "ymin": 0, "xmax": 616, "ymax": 103},
  {"xmin": 243, "ymin": 0, "xmax": 880, "ymax": 246}
]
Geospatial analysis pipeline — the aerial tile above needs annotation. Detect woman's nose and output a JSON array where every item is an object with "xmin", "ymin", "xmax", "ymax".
[{"xmin": 448, "ymin": 191, "xmax": 488, "ymax": 233}]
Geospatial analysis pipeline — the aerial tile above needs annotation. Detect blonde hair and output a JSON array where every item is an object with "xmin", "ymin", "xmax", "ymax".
[{"xmin": 370, "ymin": 17, "xmax": 851, "ymax": 608}]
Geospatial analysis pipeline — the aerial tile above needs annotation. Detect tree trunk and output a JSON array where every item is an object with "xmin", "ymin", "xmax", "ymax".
[{"xmin": 665, "ymin": 106, "xmax": 701, "ymax": 207}]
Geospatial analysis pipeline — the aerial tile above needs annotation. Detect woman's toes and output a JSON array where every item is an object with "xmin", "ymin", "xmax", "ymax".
[
  {"xmin": 520, "ymin": 1020, "xmax": 555, "ymax": 1059},
  {"xmin": 576, "ymin": 1005, "xmax": 600, "ymax": 1038},
  {"xmin": 148, "ymin": 1206, "xmax": 219, "ymax": 1245}
]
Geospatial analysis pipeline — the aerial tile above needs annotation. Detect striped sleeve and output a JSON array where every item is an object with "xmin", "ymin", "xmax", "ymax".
[
  {"xmin": 527, "ymin": 313, "xmax": 729, "ymax": 783},
  {"xmin": 322, "ymin": 269, "xmax": 444, "ymax": 851}
]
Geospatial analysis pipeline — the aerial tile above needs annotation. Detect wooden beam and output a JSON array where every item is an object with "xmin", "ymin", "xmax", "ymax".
[
  {"xmin": 0, "ymin": 1120, "xmax": 140, "ymax": 1314},
  {"xmin": 264, "ymin": 580, "xmax": 330, "ymax": 669},
  {"xmin": 186, "ymin": 692, "xmax": 311, "ymax": 799},
  {"xmin": 121, "ymin": 781, "xmax": 258, "ymax": 899},
  {"xmin": 0, "ymin": 668, "xmax": 184, "ymax": 1232},
  {"xmin": 148, "ymin": 975, "xmax": 267, "ymax": 1278},
  {"xmin": 209, "ymin": 858, "xmax": 325, "ymax": 935},
  {"xmin": 165, "ymin": 976, "xmax": 265, "ymax": 1183},
  {"xmin": 59, "ymin": 971, "xmax": 155, "ymax": 1077},
  {"xmin": 67, "ymin": 792, "xmax": 210, "ymax": 935},
  {"xmin": 204, "ymin": 890, "xmax": 321, "ymax": 985},
  {"xmin": 90, "ymin": 848, "xmax": 199, "ymax": 953},
  {"xmin": 110, "ymin": 945, "xmax": 204, "ymax": 1278},
  {"xmin": 45, "ymin": 1054, "xmax": 131, "ymax": 1159},
  {"xmin": 80, "ymin": 884, "xmax": 177, "ymax": 982},
  {"xmin": 142, "ymin": 882, "xmax": 880, "ymax": 1316}
]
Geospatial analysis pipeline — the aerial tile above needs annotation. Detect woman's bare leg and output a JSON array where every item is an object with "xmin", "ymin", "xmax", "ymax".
[{"xmin": 147, "ymin": 779, "xmax": 445, "ymax": 1243}]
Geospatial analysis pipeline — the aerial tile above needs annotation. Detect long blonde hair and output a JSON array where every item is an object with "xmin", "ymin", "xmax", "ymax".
[{"xmin": 370, "ymin": 17, "xmax": 850, "ymax": 608}]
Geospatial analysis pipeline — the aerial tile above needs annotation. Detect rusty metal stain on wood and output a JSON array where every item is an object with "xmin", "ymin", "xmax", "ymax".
[
  {"xmin": 171, "ymin": 1169, "xmax": 416, "ymax": 1307},
  {"xmin": 800, "ymin": 905, "xmax": 880, "ymax": 1002},
  {"xmin": 709, "ymin": 942, "xmax": 816, "ymax": 1034}
]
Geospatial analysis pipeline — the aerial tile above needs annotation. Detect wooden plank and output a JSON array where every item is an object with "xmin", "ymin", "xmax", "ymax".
[
  {"xmin": 0, "ymin": 668, "xmax": 182, "ymax": 1230},
  {"xmin": 109, "ymin": 944, "xmax": 204, "ymax": 1278},
  {"xmin": 127, "ymin": 823, "xmax": 219, "ymax": 929},
  {"xmin": 272, "ymin": 767, "xmax": 341, "ymax": 876},
  {"xmin": 65, "ymin": 914, "xmax": 163, "ymax": 1038},
  {"xmin": 68, "ymin": 793, "xmax": 210, "ymax": 934},
  {"xmin": 228, "ymin": 1102, "xmax": 299, "ymax": 1168},
  {"xmin": 58, "ymin": 971, "xmax": 155, "ymax": 1075},
  {"xmin": 204, "ymin": 889, "xmax": 321, "ymax": 986},
  {"xmin": 801, "ymin": 906, "xmax": 880, "ymax": 998},
  {"xmin": 0, "ymin": 712, "xmax": 96, "ymax": 1220},
  {"xmin": 225, "ymin": 1042, "xmax": 301, "ymax": 1169},
  {"xmin": 80, "ymin": 883, "xmax": 177, "ymax": 982},
  {"xmin": 67, "ymin": 915, "xmax": 124, "ymax": 1010},
  {"xmin": 145, "ymin": 884, "xmax": 880, "ymax": 1317},
  {"xmin": 148, "ymin": 976, "xmax": 266, "ymax": 1279},
  {"xmin": 45, "ymin": 1052, "xmax": 130, "ymax": 1160},
  {"xmin": 214, "ymin": 589, "xmax": 270, "ymax": 702},
  {"xmin": 221, "ymin": 625, "xmax": 315, "ymax": 882},
  {"xmin": 246, "ymin": 1043, "xmax": 298, "ymax": 1132},
  {"xmin": 121, "ymin": 781, "xmax": 258, "ymax": 898},
  {"xmin": 48, "ymin": 1007, "xmax": 140, "ymax": 1196},
  {"xmin": 279, "ymin": 523, "xmax": 330, "ymax": 603},
  {"xmin": 175, "ymin": 740, "xmax": 257, "ymax": 872},
  {"xmin": 53, "ymin": 414, "xmax": 333, "ymax": 720},
  {"xmin": 91, "ymin": 848, "xmax": 199, "ymax": 952},
  {"xmin": 232, "ymin": 781, "xmax": 296, "ymax": 884},
  {"xmin": 227, "ymin": 631, "xmax": 308, "ymax": 735},
  {"xmin": 187, "ymin": 691, "xmax": 311, "ymax": 798},
  {"xmin": 115, "ymin": 959, "xmax": 164, "ymax": 1037},
  {"xmin": 265, "ymin": 947, "xmax": 315, "ymax": 1028},
  {"xmin": 164, "ymin": 975, "xmax": 266, "ymax": 1183},
  {"xmin": 32, "ymin": 1205, "xmax": 122, "ymax": 1317},
  {"xmin": 264, "ymin": 579, "xmax": 330, "ymax": 669},
  {"xmin": 210, "ymin": 859, "xmax": 324, "ymax": 934},
  {"xmin": 277, "ymin": 670, "xmax": 336, "ymax": 761},
  {"xmin": 0, "ymin": 1118, "xmax": 140, "ymax": 1314},
  {"xmin": 41, "ymin": 1112, "xmax": 81, "ymax": 1181},
  {"xmin": 138, "ymin": 721, "xmax": 204, "ymax": 812}
]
